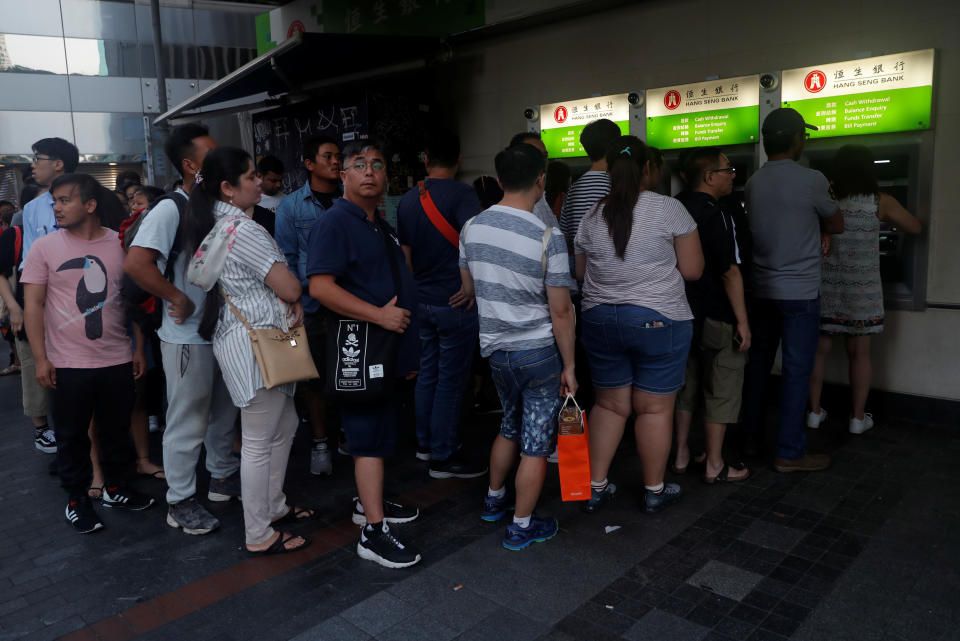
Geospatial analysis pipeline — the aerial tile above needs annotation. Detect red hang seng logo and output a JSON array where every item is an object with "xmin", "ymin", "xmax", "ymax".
[
  {"xmin": 554, "ymin": 106, "xmax": 568, "ymax": 123},
  {"xmin": 664, "ymin": 90, "xmax": 681, "ymax": 110},
  {"xmin": 804, "ymin": 70, "xmax": 826, "ymax": 93}
]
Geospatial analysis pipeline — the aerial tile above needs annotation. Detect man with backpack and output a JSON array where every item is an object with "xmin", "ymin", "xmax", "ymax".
[
  {"xmin": 124, "ymin": 124, "xmax": 240, "ymax": 535},
  {"xmin": 396, "ymin": 128, "xmax": 486, "ymax": 478}
]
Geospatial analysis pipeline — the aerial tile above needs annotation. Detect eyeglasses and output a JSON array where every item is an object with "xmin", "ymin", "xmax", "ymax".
[
  {"xmin": 346, "ymin": 160, "xmax": 386, "ymax": 173},
  {"xmin": 711, "ymin": 167, "xmax": 736, "ymax": 175},
  {"xmin": 32, "ymin": 155, "xmax": 53, "ymax": 163}
]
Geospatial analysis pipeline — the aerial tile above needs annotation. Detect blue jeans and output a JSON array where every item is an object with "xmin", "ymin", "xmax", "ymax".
[
  {"xmin": 488, "ymin": 345, "xmax": 563, "ymax": 457},
  {"xmin": 742, "ymin": 297, "xmax": 821, "ymax": 460},
  {"xmin": 414, "ymin": 303, "xmax": 479, "ymax": 461}
]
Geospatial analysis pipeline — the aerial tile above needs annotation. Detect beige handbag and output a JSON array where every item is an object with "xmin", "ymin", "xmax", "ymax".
[{"xmin": 222, "ymin": 291, "xmax": 318, "ymax": 389}]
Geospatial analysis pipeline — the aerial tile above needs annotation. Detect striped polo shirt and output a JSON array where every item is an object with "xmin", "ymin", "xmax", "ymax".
[
  {"xmin": 459, "ymin": 205, "xmax": 574, "ymax": 357},
  {"xmin": 559, "ymin": 171, "xmax": 611, "ymax": 243}
]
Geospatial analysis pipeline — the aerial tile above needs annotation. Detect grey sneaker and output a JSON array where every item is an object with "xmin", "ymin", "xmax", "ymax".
[
  {"xmin": 35, "ymin": 427, "xmax": 56, "ymax": 454},
  {"xmin": 643, "ymin": 482, "xmax": 682, "ymax": 514},
  {"xmin": 166, "ymin": 497, "xmax": 219, "ymax": 535},
  {"xmin": 208, "ymin": 470, "xmax": 240, "ymax": 502},
  {"xmin": 310, "ymin": 442, "xmax": 333, "ymax": 476}
]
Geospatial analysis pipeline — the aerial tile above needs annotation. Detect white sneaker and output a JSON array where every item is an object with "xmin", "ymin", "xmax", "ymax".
[
  {"xmin": 849, "ymin": 413, "xmax": 874, "ymax": 435},
  {"xmin": 806, "ymin": 408, "xmax": 827, "ymax": 429}
]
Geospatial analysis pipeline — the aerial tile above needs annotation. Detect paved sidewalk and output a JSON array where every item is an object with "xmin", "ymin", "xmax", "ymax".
[{"xmin": 0, "ymin": 372, "xmax": 957, "ymax": 641}]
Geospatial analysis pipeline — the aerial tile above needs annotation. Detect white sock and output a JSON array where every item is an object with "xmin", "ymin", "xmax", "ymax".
[
  {"xmin": 645, "ymin": 482, "xmax": 664, "ymax": 493},
  {"xmin": 513, "ymin": 514, "xmax": 531, "ymax": 529},
  {"xmin": 488, "ymin": 486, "xmax": 506, "ymax": 499},
  {"xmin": 591, "ymin": 479, "xmax": 608, "ymax": 492},
  {"xmin": 355, "ymin": 501, "xmax": 365, "ymax": 514}
]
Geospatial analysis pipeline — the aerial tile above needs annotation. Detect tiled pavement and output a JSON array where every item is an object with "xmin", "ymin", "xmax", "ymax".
[{"xmin": 0, "ymin": 371, "xmax": 958, "ymax": 641}]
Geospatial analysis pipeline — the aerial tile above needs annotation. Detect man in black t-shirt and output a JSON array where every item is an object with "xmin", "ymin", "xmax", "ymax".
[{"xmin": 674, "ymin": 147, "xmax": 751, "ymax": 484}]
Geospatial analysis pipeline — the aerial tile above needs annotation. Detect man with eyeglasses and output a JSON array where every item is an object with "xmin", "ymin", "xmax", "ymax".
[
  {"xmin": 15, "ymin": 138, "xmax": 79, "ymax": 455},
  {"xmin": 307, "ymin": 141, "xmax": 423, "ymax": 569},
  {"xmin": 742, "ymin": 108, "xmax": 844, "ymax": 473},
  {"xmin": 275, "ymin": 135, "xmax": 342, "ymax": 476},
  {"xmin": 673, "ymin": 147, "xmax": 752, "ymax": 483}
]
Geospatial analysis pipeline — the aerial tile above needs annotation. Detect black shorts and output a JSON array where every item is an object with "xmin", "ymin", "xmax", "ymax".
[
  {"xmin": 341, "ymin": 397, "xmax": 398, "ymax": 458},
  {"xmin": 304, "ymin": 310, "xmax": 327, "ymax": 387}
]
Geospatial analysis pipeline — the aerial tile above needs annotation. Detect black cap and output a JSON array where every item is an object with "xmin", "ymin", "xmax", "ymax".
[{"xmin": 762, "ymin": 107, "xmax": 818, "ymax": 137}]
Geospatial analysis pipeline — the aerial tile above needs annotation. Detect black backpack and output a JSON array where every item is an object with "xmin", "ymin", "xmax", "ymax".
[{"xmin": 120, "ymin": 192, "xmax": 188, "ymax": 331}]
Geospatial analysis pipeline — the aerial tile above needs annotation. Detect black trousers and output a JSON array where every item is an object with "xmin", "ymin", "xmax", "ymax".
[{"xmin": 51, "ymin": 363, "xmax": 136, "ymax": 498}]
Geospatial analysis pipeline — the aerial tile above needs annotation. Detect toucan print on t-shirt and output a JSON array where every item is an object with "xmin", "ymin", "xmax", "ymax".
[{"xmin": 56, "ymin": 255, "xmax": 108, "ymax": 339}]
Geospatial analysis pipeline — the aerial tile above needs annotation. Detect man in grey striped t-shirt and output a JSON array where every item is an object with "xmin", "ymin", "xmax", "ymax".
[{"xmin": 459, "ymin": 143, "xmax": 577, "ymax": 551}]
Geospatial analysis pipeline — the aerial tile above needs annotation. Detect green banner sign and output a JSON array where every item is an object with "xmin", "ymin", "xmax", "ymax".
[
  {"xmin": 541, "ymin": 120, "xmax": 630, "ymax": 159},
  {"xmin": 646, "ymin": 105, "xmax": 759, "ymax": 150},
  {"xmin": 783, "ymin": 85, "xmax": 932, "ymax": 138}
]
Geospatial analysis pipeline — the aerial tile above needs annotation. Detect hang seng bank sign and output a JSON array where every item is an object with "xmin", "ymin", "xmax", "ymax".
[
  {"xmin": 540, "ymin": 94, "xmax": 630, "ymax": 158},
  {"xmin": 646, "ymin": 75, "xmax": 760, "ymax": 150},
  {"xmin": 782, "ymin": 49, "xmax": 934, "ymax": 138}
]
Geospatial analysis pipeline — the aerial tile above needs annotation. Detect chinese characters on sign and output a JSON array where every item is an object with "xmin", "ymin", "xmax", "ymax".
[
  {"xmin": 782, "ymin": 49, "xmax": 934, "ymax": 139},
  {"xmin": 646, "ymin": 75, "xmax": 760, "ymax": 150}
]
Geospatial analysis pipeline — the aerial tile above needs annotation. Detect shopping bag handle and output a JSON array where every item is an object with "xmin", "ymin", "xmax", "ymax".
[{"xmin": 559, "ymin": 393, "xmax": 582, "ymax": 418}]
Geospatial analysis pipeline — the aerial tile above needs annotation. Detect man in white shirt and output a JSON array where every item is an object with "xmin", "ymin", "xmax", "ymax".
[{"xmin": 124, "ymin": 123, "xmax": 240, "ymax": 535}]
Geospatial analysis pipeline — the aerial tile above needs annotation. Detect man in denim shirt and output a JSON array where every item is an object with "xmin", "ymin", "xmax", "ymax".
[{"xmin": 275, "ymin": 135, "xmax": 342, "ymax": 476}]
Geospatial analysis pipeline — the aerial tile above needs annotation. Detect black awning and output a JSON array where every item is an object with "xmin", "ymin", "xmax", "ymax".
[{"xmin": 154, "ymin": 32, "xmax": 440, "ymax": 124}]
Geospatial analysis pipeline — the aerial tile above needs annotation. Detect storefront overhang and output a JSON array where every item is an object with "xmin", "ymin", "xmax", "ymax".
[{"xmin": 153, "ymin": 31, "xmax": 440, "ymax": 125}]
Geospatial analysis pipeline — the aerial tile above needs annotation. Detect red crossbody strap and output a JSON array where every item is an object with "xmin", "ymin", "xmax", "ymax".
[{"xmin": 418, "ymin": 180, "xmax": 460, "ymax": 249}]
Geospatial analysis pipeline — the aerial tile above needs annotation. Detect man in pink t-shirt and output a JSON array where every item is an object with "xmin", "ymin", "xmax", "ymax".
[{"xmin": 22, "ymin": 173, "xmax": 155, "ymax": 534}]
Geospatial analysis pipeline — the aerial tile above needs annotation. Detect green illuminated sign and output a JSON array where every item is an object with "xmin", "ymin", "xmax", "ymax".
[
  {"xmin": 646, "ymin": 105, "xmax": 759, "ymax": 149},
  {"xmin": 781, "ymin": 49, "xmax": 934, "ymax": 139},
  {"xmin": 541, "ymin": 120, "xmax": 630, "ymax": 158}
]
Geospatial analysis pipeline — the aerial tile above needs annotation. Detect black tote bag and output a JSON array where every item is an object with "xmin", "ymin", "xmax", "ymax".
[{"xmin": 325, "ymin": 217, "xmax": 402, "ymax": 405}]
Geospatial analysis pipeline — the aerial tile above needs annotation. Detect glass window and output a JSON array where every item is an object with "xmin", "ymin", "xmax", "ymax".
[
  {"xmin": 0, "ymin": 0, "xmax": 64, "ymax": 37},
  {"xmin": 64, "ymin": 38, "xmax": 140, "ymax": 77},
  {"xmin": 60, "ymin": 0, "xmax": 136, "ymax": 40},
  {"xmin": 0, "ymin": 34, "xmax": 67, "ymax": 74}
]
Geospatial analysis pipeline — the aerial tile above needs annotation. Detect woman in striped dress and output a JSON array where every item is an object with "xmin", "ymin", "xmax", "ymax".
[
  {"xmin": 184, "ymin": 147, "xmax": 313, "ymax": 555},
  {"xmin": 808, "ymin": 145, "xmax": 921, "ymax": 435}
]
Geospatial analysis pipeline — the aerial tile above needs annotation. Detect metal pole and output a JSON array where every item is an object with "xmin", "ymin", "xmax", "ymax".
[{"xmin": 150, "ymin": 0, "xmax": 168, "ymax": 116}]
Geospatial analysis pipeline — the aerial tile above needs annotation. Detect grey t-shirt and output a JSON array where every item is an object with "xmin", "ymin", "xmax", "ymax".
[
  {"xmin": 745, "ymin": 159, "xmax": 838, "ymax": 300},
  {"xmin": 131, "ymin": 189, "xmax": 209, "ymax": 345}
]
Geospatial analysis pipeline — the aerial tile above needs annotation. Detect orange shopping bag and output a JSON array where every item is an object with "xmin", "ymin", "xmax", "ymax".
[{"xmin": 557, "ymin": 394, "xmax": 591, "ymax": 502}]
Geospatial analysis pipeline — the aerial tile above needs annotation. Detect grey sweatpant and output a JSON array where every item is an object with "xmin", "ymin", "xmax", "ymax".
[{"xmin": 160, "ymin": 341, "xmax": 239, "ymax": 504}]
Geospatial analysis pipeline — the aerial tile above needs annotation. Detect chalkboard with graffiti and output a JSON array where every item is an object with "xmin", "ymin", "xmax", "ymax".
[{"xmin": 252, "ymin": 96, "xmax": 369, "ymax": 193}]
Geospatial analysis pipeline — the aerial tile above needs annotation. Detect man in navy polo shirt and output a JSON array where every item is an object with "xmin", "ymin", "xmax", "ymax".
[
  {"xmin": 307, "ymin": 141, "xmax": 422, "ymax": 569},
  {"xmin": 397, "ymin": 128, "xmax": 486, "ymax": 479}
]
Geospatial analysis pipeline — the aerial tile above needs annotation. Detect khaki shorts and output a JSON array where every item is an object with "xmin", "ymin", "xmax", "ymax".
[{"xmin": 676, "ymin": 318, "xmax": 747, "ymax": 424}]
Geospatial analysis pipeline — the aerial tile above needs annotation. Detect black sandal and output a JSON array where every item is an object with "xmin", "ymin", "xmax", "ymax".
[
  {"xmin": 271, "ymin": 505, "xmax": 318, "ymax": 526},
  {"xmin": 703, "ymin": 462, "xmax": 750, "ymax": 484},
  {"xmin": 247, "ymin": 531, "xmax": 311, "ymax": 556}
]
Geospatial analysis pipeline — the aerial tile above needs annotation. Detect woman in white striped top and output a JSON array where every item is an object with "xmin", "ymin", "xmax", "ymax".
[{"xmin": 183, "ymin": 148, "xmax": 313, "ymax": 555}]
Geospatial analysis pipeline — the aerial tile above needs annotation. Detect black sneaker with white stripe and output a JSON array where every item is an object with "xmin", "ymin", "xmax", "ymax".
[
  {"xmin": 101, "ymin": 485, "xmax": 155, "ymax": 511},
  {"xmin": 352, "ymin": 497, "xmax": 419, "ymax": 526},
  {"xmin": 357, "ymin": 522, "xmax": 421, "ymax": 568},
  {"xmin": 65, "ymin": 496, "xmax": 103, "ymax": 534},
  {"xmin": 34, "ymin": 427, "xmax": 56, "ymax": 453}
]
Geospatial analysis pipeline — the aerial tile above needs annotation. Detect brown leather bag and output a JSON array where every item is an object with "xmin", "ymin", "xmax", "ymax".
[{"xmin": 222, "ymin": 291, "xmax": 318, "ymax": 389}]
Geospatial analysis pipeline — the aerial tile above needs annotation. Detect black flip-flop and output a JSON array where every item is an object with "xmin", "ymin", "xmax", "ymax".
[
  {"xmin": 247, "ymin": 531, "xmax": 311, "ymax": 556},
  {"xmin": 703, "ymin": 462, "xmax": 751, "ymax": 484},
  {"xmin": 271, "ymin": 505, "xmax": 318, "ymax": 526}
]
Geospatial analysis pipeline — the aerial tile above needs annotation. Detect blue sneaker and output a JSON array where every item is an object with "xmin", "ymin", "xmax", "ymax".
[
  {"xmin": 502, "ymin": 516, "xmax": 558, "ymax": 550},
  {"xmin": 581, "ymin": 482, "xmax": 616, "ymax": 514},
  {"xmin": 643, "ymin": 482, "xmax": 682, "ymax": 514},
  {"xmin": 480, "ymin": 491, "xmax": 514, "ymax": 522}
]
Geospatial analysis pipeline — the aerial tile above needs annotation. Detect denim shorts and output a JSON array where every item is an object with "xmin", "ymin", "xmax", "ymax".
[
  {"xmin": 581, "ymin": 304, "xmax": 693, "ymax": 394},
  {"xmin": 488, "ymin": 345, "xmax": 563, "ymax": 457}
]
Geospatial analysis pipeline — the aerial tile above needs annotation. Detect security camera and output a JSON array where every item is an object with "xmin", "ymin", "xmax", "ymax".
[
  {"xmin": 627, "ymin": 92, "xmax": 643, "ymax": 107},
  {"xmin": 524, "ymin": 106, "xmax": 539, "ymax": 121},
  {"xmin": 760, "ymin": 73, "xmax": 779, "ymax": 91}
]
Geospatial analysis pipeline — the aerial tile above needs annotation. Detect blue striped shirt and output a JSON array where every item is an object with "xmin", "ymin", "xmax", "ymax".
[{"xmin": 459, "ymin": 205, "xmax": 573, "ymax": 357}]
